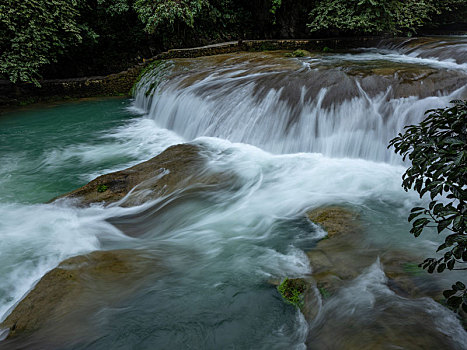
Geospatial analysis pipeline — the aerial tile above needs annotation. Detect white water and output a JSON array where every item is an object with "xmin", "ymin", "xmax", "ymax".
[
  {"xmin": 134, "ymin": 49, "xmax": 467, "ymax": 164},
  {"xmin": 308, "ymin": 261, "xmax": 467, "ymax": 349},
  {"xmin": 1, "ymin": 38, "xmax": 466, "ymax": 348}
]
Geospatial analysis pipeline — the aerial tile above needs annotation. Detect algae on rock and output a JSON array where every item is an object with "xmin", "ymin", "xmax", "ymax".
[{"xmin": 277, "ymin": 278, "xmax": 308, "ymax": 307}]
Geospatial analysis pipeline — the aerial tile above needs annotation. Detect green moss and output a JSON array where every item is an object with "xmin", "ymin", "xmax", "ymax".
[
  {"xmin": 318, "ymin": 287, "xmax": 331, "ymax": 299},
  {"xmin": 130, "ymin": 60, "xmax": 174, "ymax": 98},
  {"xmin": 402, "ymin": 262, "xmax": 424, "ymax": 276},
  {"xmin": 97, "ymin": 184, "xmax": 109, "ymax": 193},
  {"xmin": 130, "ymin": 60, "xmax": 163, "ymax": 96},
  {"xmin": 322, "ymin": 46, "xmax": 332, "ymax": 53},
  {"xmin": 292, "ymin": 49, "xmax": 311, "ymax": 57},
  {"xmin": 277, "ymin": 278, "xmax": 307, "ymax": 307},
  {"xmin": 248, "ymin": 42, "xmax": 278, "ymax": 52}
]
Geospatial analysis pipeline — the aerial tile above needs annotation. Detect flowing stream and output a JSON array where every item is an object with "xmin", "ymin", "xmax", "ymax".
[{"xmin": 0, "ymin": 37, "xmax": 466, "ymax": 349}]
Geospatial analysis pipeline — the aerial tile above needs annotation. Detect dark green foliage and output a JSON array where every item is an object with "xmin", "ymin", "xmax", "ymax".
[
  {"xmin": 443, "ymin": 282, "xmax": 467, "ymax": 312},
  {"xmin": 277, "ymin": 278, "xmax": 307, "ymax": 307},
  {"xmin": 389, "ymin": 100, "xmax": 467, "ymax": 313},
  {"xmin": 49, "ymin": 0, "xmax": 150, "ymax": 78},
  {"xmin": 0, "ymin": 0, "xmax": 82, "ymax": 85},
  {"xmin": 134, "ymin": 0, "xmax": 204, "ymax": 34},
  {"xmin": 307, "ymin": 0, "xmax": 467, "ymax": 36},
  {"xmin": 1, "ymin": 0, "xmax": 465, "ymax": 84},
  {"xmin": 97, "ymin": 184, "xmax": 109, "ymax": 193},
  {"xmin": 318, "ymin": 286, "xmax": 331, "ymax": 299}
]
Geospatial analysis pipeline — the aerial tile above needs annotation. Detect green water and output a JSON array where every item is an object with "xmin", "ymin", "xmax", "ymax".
[
  {"xmin": 0, "ymin": 98, "xmax": 182, "ymax": 204},
  {"xmin": 1, "ymin": 45, "xmax": 466, "ymax": 349},
  {"xmin": 0, "ymin": 98, "xmax": 135, "ymax": 203}
]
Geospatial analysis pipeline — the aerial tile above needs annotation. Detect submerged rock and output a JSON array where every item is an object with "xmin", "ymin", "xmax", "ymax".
[
  {"xmin": 0, "ymin": 249, "xmax": 157, "ymax": 344},
  {"xmin": 277, "ymin": 278, "xmax": 309, "ymax": 307},
  {"xmin": 304, "ymin": 206, "xmax": 464, "ymax": 349},
  {"xmin": 305, "ymin": 206, "xmax": 442, "ymax": 307},
  {"xmin": 307, "ymin": 206, "xmax": 360, "ymax": 238},
  {"xmin": 57, "ymin": 143, "xmax": 224, "ymax": 206}
]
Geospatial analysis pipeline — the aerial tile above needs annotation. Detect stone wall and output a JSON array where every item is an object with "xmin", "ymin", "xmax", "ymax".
[{"xmin": 0, "ymin": 38, "xmax": 381, "ymax": 109}]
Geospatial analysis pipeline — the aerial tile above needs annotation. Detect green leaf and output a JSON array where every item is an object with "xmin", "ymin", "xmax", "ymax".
[
  {"xmin": 437, "ymin": 243, "xmax": 447, "ymax": 252},
  {"xmin": 447, "ymin": 296, "xmax": 463, "ymax": 308},
  {"xmin": 443, "ymin": 289, "xmax": 457, "ymax": 298},
  {"xmin": 408, "ymin": 212, "xmax": 421, "ymax": 222},
  {"xmin": 433, "ymin": 203, "xmax": 444, "ymax": 215},
  {"xmin": 413, "ymin": 218, "xmax": 430, "ymax": 227},
  {"xmin": 410, "ymin": 207, "xmax": 425, "ymax": 213},
  {"xmin": 437, "ymin": 219, "xmax": 451, "ymax": 233}
]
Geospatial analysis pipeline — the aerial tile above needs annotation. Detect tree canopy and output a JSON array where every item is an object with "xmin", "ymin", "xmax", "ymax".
[
  {"xmin": 308, "ymin": 0, "xmax": 467, "ymax": 35},
  {"xmin": 1, "ymin": 0, "xmax": 466, "ymax": 84},
  {"xmin": 0, "ymin": 0, "xmax": 82, "ymax": 86}
]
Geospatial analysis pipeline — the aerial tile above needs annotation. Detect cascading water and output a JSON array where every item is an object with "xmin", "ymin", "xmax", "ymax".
[
  {"xmin": 134, "ymin": 37, "xmax": 467, "ymax": 164},
  {"xmin": 1, "ymin": 37, "xmax": 466, "ymax": 349}
]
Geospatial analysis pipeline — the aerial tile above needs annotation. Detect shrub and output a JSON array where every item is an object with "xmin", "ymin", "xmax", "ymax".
[{"xmin": 389, "ymin": 100, "xmax": 467, "ymax": 313}]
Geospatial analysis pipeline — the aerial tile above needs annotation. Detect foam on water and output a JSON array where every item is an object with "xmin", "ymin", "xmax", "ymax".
[
  {"xmin": 1, "ymin": 37, "xmax": 467, "ymax": 347},
  {"xmin": 311, "ymin": 51, "xmax": 467, "ymax": 72},
  {"xmin": 133, "ymin": 50, "xmax": 467, "ymax": 163},
  {"xmin": 43, "ymin": 117, "xmax": 184, "ymax": 182},
  {"xmin": 0, "ymin": 202, "xmax": 112, "ymax": 321},
  {"xmin": 308, "ymin": 260, "xmax": 467, "ymax": 349}
]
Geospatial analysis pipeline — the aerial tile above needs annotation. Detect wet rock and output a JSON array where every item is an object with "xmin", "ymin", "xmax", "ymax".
[
  {"xmin": 307, "ymin": 206, "xmax": 360, "ymax": 238},
  {"xmin": 307, "ymin": 301, "xmax": 464, "ymax": 350},
  {"xmin": 277, "ymin": 278, "xmax": 309, "ymax": 307},
  {"xmin": 285, "ymin": 49, "xmax": 312, "ymax": 57},
  {"xmin": 303, "ymin": 208, "xmax": 463, "ymax": 350},
  {"xmin": 57, "ymin": 143, "xmax": 224, "ymax": 206},
  {"xmin": 0, "ymin": 249, "xmax": 157, "ymax": 344},
  {"xmin": 305, "ymin": 206, "xmax": 442, "ymax": 316}
]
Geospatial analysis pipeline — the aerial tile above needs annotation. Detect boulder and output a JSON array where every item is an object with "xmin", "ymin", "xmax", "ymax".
[
  {"xmin": 0, "ymin": 249, "xmax": 157, "ymax": 344},
  {"xmin": 304, "ymin": 206, "xmax": 462, "ymax": 349},
  {"xmin": 57, "ymin": 143, "xmax": 225, "ymax": 207},
  {"xmin": 307, "ymin": 206, "xmax": 360, "ymax": 238}
]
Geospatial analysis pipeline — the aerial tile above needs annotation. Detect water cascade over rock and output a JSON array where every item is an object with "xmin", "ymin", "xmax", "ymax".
[
  {"xmin": 1, "ymin": 37, "xmax": 466, "ymax": 349},
  {"xmin": 134, "ymin": 36, "xmax": 467, "ymax": 164}
]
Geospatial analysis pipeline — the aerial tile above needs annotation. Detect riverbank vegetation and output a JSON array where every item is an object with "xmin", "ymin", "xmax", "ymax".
[
  {"xmin": 390, "ymin": 100, "xmax": 467, "ymax": 314},
  {"xmin": 1, "ymin": 0, "xmax": 466, "ymax": 85}
]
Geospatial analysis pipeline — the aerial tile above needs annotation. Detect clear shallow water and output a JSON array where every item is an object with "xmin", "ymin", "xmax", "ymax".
[
  {"xmin": 0, "ymin": 98, "xmax": 182, "ymax": 204},
  {"xmin": 1, "ymin": 38, "xmax": 467, "ymax": 349}
]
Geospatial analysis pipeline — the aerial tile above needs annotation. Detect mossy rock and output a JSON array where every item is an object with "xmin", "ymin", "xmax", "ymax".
[
  {"xmin": 55, "ymin": 143, "xmax": 227, "ymax": 207},
  {"xmin": 306, "ymin": 206, "xmax": 441, "ymax": 303},
  {"xmin": 0, "ymin": 250, "xmax": 157, "ymax": 341},
  {"xmin": 307, "ymin": 206, "xmax": 360, "ymax": 238},
  {"xmin": 291, "ymin": 49, "xmax": 312, "ymax": 57},
  {"xmin": 277, "ymin": 278, "xmax": 308, "ymax": 307}
]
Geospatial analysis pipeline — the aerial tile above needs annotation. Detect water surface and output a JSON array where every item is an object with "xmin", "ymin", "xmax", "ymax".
[{"xmin": 1, "ymin": 37, "xmax": 466, "ymax": 349}]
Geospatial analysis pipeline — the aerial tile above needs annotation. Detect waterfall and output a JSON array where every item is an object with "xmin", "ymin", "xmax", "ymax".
[
  {"xmin": 134, "ymin": 38, "xmax": 467, "ymax": 164},
  {"xmin": 2, "ymin": 37, "xmax": 466, "ymax": 349}
]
